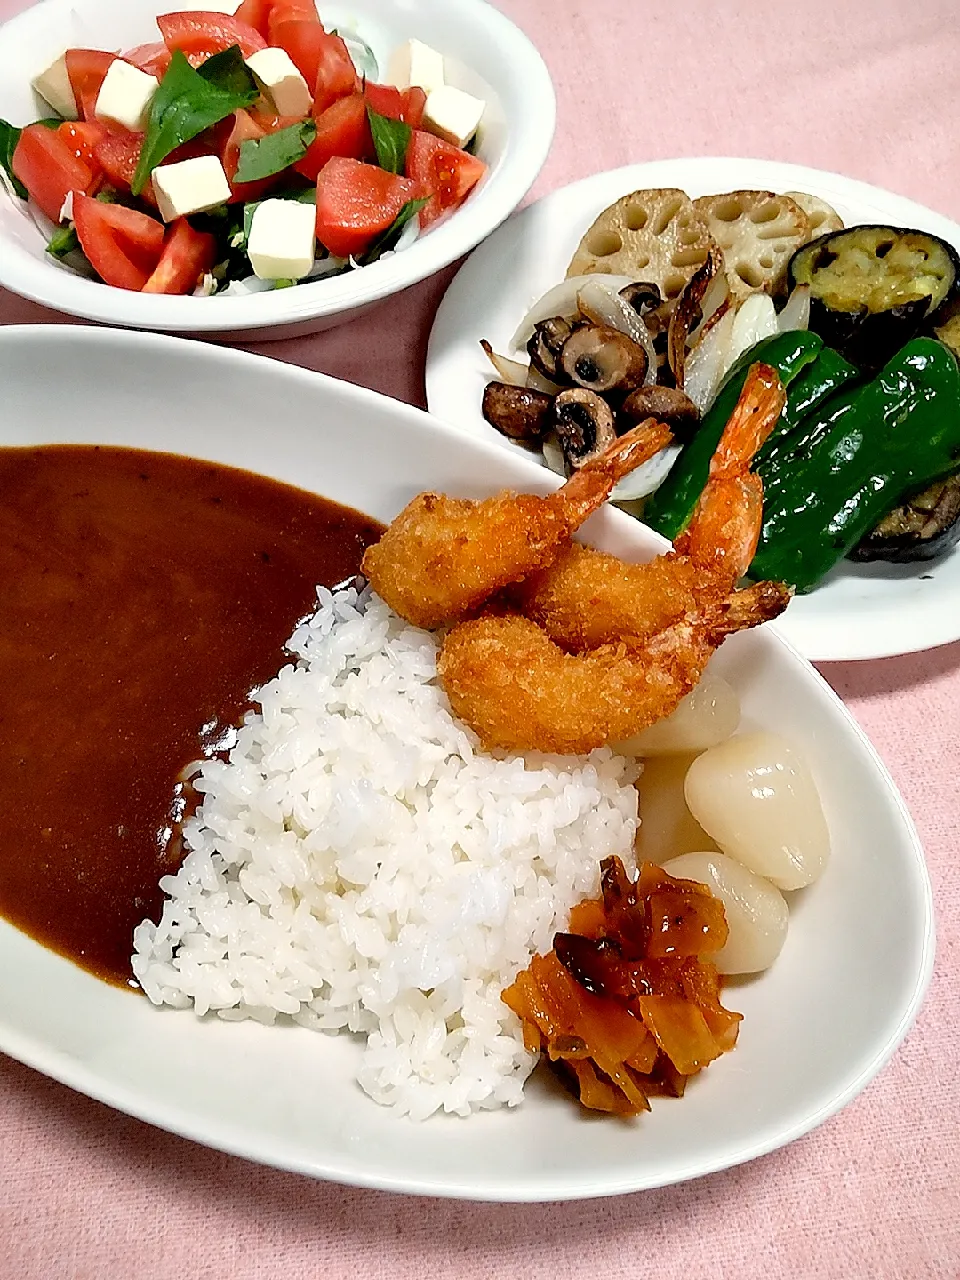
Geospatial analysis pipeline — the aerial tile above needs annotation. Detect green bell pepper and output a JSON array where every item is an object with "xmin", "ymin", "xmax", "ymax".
[
  {"xmin": 644, "ymin": 330, "xmax": 857, "ymax": 540},
  {"xmin": 750, "ymin": 338, "xmax": 960, "ymax": 591}
]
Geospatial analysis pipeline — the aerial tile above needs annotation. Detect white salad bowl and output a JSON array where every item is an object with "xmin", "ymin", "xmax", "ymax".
[
  {"xmin": 0, "ymin": 325, "xmax": 934, "ymax": 1201},
  {"xmin": 0, "ymin": 0, "xmax": 555, "ymax": 339}
]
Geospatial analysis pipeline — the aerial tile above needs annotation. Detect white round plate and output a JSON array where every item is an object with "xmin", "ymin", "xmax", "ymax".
[
  {"xmin": 425, "ymin": 157, "xmax": 960, "ymax": 663},
  {"xmin": 0, "ymin": 0, "xmax": 554, "ymax": 340},
  {"xmin": 0, "ymin": 325, "xmax": 933, "ymax": 1201}
]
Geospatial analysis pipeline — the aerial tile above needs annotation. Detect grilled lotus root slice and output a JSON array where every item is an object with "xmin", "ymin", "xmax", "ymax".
[
  {"xmin": 783, "ymin": 190, "xmax": 844, "ymax": 238},
  {"xmin": 693, "ymin": 190, "xmax": 810, "ymax": 301},
  {"xmin": 566, "ymin": 188, "xmax": 720, "ymax": 313}
]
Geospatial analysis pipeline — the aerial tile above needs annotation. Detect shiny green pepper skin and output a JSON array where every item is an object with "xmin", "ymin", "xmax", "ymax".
[
  {"xmin": 750, "ymin": 338, "xmax": 960, "ymax": 591},
  {"xmin": 644, "ymin": 331, "xmax": 856, "ymax": 540}
]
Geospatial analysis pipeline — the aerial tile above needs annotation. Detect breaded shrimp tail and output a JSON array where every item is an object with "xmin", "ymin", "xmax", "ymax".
[
  {"xmin": 362, "ymin": 418, "xmax": 672, "ymax": 630},
  {"xmin": 438, "ymin": 581, "xmax": 791, "ymax": 755},
  {"xmin": 513, "ymin": 364, "xmax": 788, "ymax": 651}
]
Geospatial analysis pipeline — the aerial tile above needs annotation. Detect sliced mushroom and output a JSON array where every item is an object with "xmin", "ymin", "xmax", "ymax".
[
  {"xmin": 619, "ymin": 281, "xmax": 663, "ymax": 315},
  {"xmin": 551, "ymin": 388, "xmax": 617, "ymax": 469},
  {"xmin": 527, "ymin": 317, "xmax": 574, "ymax": 382},
  {"xmin": 481, "ymin": 381, "xmax": 553, "ymax": 442},
  {"xmin": 619, "ymin": 385, "xmax": 700, "ymax": 440},
  {"xmin": 559, "ymin": 324, "xmax": 648, "ymax": 394}
]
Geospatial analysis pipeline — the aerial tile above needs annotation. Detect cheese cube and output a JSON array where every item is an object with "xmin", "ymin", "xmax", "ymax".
[
  {"xmin": 386, "ymin": 39, "xmax": 444, "ymax": 95},
  {"xmin": 245, "ymin": 47, "xmax": 313, "ymax": 118},
  {"xmin": 247, "ymin": 198, "xmax": 316, "ymax": 280},
  {"xmin": 31, "ymin": 52, "xmax": 78, "ymax": 120},
  {"xmin": 152, "ymin": 156, "xmax": 232, "ymax": 223},
  {"xmin": 422, "ymin": 85, "xmax": 484, "ymax": 149},
  {"xmin": 94, "ymin": 59, "xmax": 158, "ymax": 132}
]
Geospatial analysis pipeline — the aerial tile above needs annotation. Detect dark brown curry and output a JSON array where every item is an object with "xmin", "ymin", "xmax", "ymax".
[{"xmin": 0, "ymin": 445, "xmax": 382, "ymax": 987}]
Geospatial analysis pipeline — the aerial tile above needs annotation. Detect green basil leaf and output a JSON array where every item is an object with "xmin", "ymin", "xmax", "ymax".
[
  {"xmin": 234, "ymin": 119, "xmax": 316, "ymax": 184},
  {"xmin": 0, "ymin": 118, "xmax": 27, "ymax": 199},
  {"xmin": 361, "ymin": 196, "xmax": 428, "ymax": 264},
  {"xmin": 132, "ymin": 46, "xmax": 258, "ymax": 196},
  {"xmin": 196, "ymin": 45, "xmax": 258, "ymax": 95},
  {"xmin": 36, "ymin": 117, "xmax": 64, "ymax": 130},
  {"xmin": 46, "ymin": 224, "xmax": 78, "ymax": 259},
  {"xmin": 366, "ymin": 106, "xmax": 410, "ymax": 175}
]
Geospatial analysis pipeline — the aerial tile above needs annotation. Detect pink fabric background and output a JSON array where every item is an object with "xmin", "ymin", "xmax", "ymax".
[{"xmin": 1, "ymin": 1, "xmax": 959, "ymax": 1276}]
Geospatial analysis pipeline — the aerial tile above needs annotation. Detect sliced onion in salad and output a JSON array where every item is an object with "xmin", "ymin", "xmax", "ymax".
[
  {"xmin": 340, "ymin": 31, "xmax": 379, "ymax": 79},
  {"xmin": 509, "ymin": 274, "xmax": 636, "ymax": 351}
]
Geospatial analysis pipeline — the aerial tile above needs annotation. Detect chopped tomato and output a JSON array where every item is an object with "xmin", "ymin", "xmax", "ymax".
[
  {"xmin": 362, "ymin": 84, "xmax": 426, "ymax": 128},
  {"xmin": 400, "ymin": 86, "xmax": 426, "ymax": 129},
  {"xmin": 314, "ymin": 156, "xmax": 417, "ymax": 259},
  {"xmin": 293, "ymin": 93, "xmax": 370, "ymax": 181},
  {"xmin": 93, "ymin": 130, "xmax": 158, "ymax": 206},
  {"xmin": 232, "ymin": 0, "xmax": 272, "ymax": 39},
  {"xmin": 12, "ymin": 123, "xmax": 102, "ymax": 223},
  {"xmin": 219, "ymin": 108, "xmax": 277, "ymax": 202},
  {"xmin": 73, "ymin": 193, "xmax": 165, "ymax": 290},
  {"xmin": 405, "ymin": 129, "xmax": 486, "ymax": 228},
  {"xmin": 142, "ymin": 218, "xmax": 216, "ymax": 293},
  {"xmin": 363, "ymin": 82, "xmax": 403, "ymax": 120},
  {"xmin": 274, "ymin": 23, "xmax": 356, "ymax": 114},
  {"xmin": 58, "ymin": 120, "xmax": 108, "ymax": 168},
  {"xmin": 123, "ymin": 42, "xmax": 172, "ymax": 78},
  {"xmin": 64, "ymin": 49, "xmax": 116, "ymax": 121},
  {"xmin": 266, "ymin": 0, "xmax": 322, "ymax": 42},
  {"xmin": 157, "ymin": 11, "xmax": 267, "ymax": 64}
]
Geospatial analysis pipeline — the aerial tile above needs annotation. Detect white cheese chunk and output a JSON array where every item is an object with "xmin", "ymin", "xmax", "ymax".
[
  {"xmin": 386, "ymin": 39, "xmax": 444, "ymax": 95},
  {"xmin": 94, "ymin": 59, "xmax": 158, "ymax": 132},
  {"xmin": 247, "ymin": 198, "xmax": 316, "ymax": 280},
  {"xmin": 245, "ymin": 47, "xmax": 313, "ymax": 118},
  {"xmin": 422, "ymin": 85, "xmax": 484, "ymax": 149},
  {"xmin": 152, "ymin": 155, "xmax": 232, "ymax": 223},
  {"xmin": 59, "ymin": 190, "xmax": 74, "ymax": 224},
  {"xmin": 31, "ymin": 53, "xmax": 78, "ymax": 120}
]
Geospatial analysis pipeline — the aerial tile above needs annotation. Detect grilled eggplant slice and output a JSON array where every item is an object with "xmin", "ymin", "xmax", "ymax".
[
  {"xmin": 850, "ymin": 472, "xmax": 960, "ymax": 563},
  {"xmin": 789, "ymin": 225, "xmax": 960, "ymax": 370}
]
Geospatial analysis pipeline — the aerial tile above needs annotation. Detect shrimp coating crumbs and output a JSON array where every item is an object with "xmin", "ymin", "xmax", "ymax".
[
  {"xmin": 437, "ymin": 581, "xmax": 792, "ymax": 754},
  {"xmin": 513, "ymin": 364, "xmax": 787, "ymax": 651},
  {"xmin": 362, "ymin": 418, "xmax": 673, "ymax": 629}
]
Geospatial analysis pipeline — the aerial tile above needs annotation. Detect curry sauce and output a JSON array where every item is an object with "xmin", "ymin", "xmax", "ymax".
[{"xmin": 0, "ymin": 445, "xmax": 382, "ymax": 987}]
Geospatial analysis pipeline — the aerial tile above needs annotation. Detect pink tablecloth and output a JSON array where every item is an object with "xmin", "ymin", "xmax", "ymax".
[{"xmin": 2, "ymin": 2, "xmax": 959, "ymax": 1276}]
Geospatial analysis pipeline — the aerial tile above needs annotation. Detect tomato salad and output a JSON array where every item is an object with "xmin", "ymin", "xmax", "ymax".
[{"xmin": 0, "ymin": 4, "xmax": 487, "ymax": 295}]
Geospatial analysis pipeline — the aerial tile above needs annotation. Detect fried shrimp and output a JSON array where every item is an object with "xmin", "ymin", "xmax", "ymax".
[
  {"xmin": 513, "ymin": 364, "xmax": 787, "ymax": 650},
  {"xmin": 437, "ymin": 580, "xmax": 792, "ymax": 754},
  {"xmin": 361, "ymin": 418, "xmax": 673, "ymax": 629}
]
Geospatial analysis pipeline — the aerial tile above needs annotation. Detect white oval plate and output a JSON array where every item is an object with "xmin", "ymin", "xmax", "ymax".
[
  {"xmin": 425, "ymin": 157, "xmax": 960, "ymax": 662},
  {"xmin": 0, "ymin": 325, "xmax": 933, "ymax": 1201},
  {"xmin": 0, "ymin": 0, "xmax": 554, "ymax": 340}
]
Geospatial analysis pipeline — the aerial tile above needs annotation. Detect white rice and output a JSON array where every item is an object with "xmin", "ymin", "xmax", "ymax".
[{"xmin": 132, "ymin": 585, "xmax": 640, "ymax": 1119}]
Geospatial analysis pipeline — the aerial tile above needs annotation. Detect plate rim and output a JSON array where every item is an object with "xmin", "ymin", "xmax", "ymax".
[
  {"xmin": 0, "ymin": 321, "xmax": 937, "ymax": 1201},
  {"xmin": 424, "ymin": 155, "xmax": 960, "ymax": 664}
]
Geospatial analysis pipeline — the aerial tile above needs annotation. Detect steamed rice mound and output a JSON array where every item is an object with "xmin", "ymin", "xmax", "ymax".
[{"xmin": 132, "ymin": 586, "xmax": 640, "ymax": 1119}]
